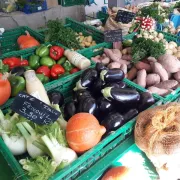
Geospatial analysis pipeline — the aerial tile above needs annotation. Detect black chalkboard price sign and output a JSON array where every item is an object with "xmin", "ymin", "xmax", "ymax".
[
  {"xmin": 11, "ymin": 92, "xmax": 61, "ymax": 125},
  {"xmin": 104, "ymin": 29, "xmax": 122, "ymax": 42},
  {"xmin": 115, "ymin": 10, "xmax": 135, "ymax": 24}
]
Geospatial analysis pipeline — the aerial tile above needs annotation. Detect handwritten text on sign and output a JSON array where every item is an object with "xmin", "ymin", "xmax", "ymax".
[
  {"xmin": 11, "ymin": 92, "xmax": 60, "ymax": 125},
  {"xmin": 115, "ymin": 10, "xmax": 135, "ymax": 24},
  {"xmin": 104, "ymin": 29, "xmax": 122, "ymax": 42}
]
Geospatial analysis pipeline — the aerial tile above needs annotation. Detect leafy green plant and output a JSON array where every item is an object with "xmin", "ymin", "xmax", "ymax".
[
  {"xmin": 132, "ymin": 37, "xmax": 166, "ymax": 63},
  {"xmin": 45, "ymin": 19, "xmax": 81, "ymax": 50},
  {"xmin": 137, "ymin": 3, "xmax": 172, "ymax": 24}
]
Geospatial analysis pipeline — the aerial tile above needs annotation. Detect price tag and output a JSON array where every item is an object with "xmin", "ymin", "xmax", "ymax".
[
  {"xmin": 115, "ymin": 10, "xmax": 135, "ymax": 24},
  {"xmin": 11, "ymin": 92, "xmax": 60, "ymax": 125},
  {"xmin": 104, "ymin": 29, "xmax": 122, "ymax": 42}
]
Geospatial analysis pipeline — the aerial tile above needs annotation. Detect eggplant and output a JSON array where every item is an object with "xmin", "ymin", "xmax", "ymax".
[
  {"xmin": 48, "ymin": 91, "xmax": 64, "ymax": 106},
  {"xmin": 95, "ymin": 63, "xmax": 107, "ymax": 73},
  {"xmin": 97, "ymin": 97, "xmax": 113, "ymax": 114},
  {"xmin": 73, "ymin": 89, "xmax": 92, "ymax": 103},
  {"xmin": 64, "ymin": 101, "xmax": 76, "ymax": 120},
  {"xmin": 91, "ymin": 78, "xmax": 105, "ymax": 96},
  {"xmin": 101, "ymin": 112, "xmax": 124, "ymax": 131},
  {"xmin": 100, "ymin": 69, "xmax": 124, "ymax": 83},
  {"xmin": 123, "ymin": 109, "xmax": 138, "ymax": 122},
  {"xmin": 77, "ymin": 96, "xmax": 97, "ymax": 115},
  {"xmin": 11, "ymin": 66, "xmax": 25, "ymax": 77},
  {"xmin": 138, "ymin": 92, "xmax": 155, "ymax": 112},
  {"xmin": 74, "ymin": 68, "xmax": 98, "ymax": 91},
  {"xmin": 102, "ymin": 87, "xmax": 140, "ymax": 105},
  {"xmin": 104, "ymin": 82, "xmax": 127, "ymax": 89}
]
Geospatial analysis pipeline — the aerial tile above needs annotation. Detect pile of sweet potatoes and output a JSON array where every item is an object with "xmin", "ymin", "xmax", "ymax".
[
  {"xmin": 127, "ymin": 54, "xmax": 180, "ymax": 96},
  {"xmin": 91, "ymin": 46, "xmax": 132, "ymax": 75}
]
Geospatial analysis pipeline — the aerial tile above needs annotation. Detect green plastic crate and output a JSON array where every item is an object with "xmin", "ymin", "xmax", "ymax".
[
  {"xmin": 58, "ymin": 0, "xmax": 85, "ymax": 6},
  {"xmin": 0, "ymin": 43, "xmax": 95, "ymax": 111},
  {"xmin": 97, "ymin": 11, "xmax": 109, "ymax": 25},
  {"xmin": 77, "ymin": 92, "xmax": 180, "ymax": 180},
  {"xmin": 76, "ymin": 135, "xmax": 158, "ymax": 180},
  {"xmin": 0, "ymin": 71, "xmax": 161, "ymax": 180},
  {"xmin": 0, "ymin": 26, "xmax": 44, "ymax": 55}
]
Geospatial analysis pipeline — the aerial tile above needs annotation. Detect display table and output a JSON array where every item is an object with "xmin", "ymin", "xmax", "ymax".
[{"xmin": 0, "ymin": 5, "xmax": 85, "ymax": 30}]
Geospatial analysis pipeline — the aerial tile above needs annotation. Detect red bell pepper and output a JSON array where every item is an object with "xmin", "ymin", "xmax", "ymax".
[
  {"xmin": 20, "ymin": 59, "xmax": 29, "ymax": 66},
  {"xmin": 50, "ymin": 64, "xmax": 65, "ymax": 79},
  {"xmin": 50, "ymin": 46, "xmax": 64, "ymax": 60},
  {"xmin": 3, "ymin": 57, "xmax": 21, "ymax": 69},
  {"xmin": 36, "ymin": 66, "xmax": 51, "ymax": 78},
  {"xmin": 70, "ymin": 68, "xmax": 80, "ymax": 74}
]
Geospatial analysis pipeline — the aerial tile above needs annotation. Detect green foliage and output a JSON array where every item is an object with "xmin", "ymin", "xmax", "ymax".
[
  {"xmin": 45, "ymin": 19, "xmax": 81, "ymax": 50},
  {"xmin": 137, "ymin": 3, "xmax": 172, "ymax": 24},
  {"xmin": 132, "ymin": 37, "xmax": 166, "ymax": 63}
]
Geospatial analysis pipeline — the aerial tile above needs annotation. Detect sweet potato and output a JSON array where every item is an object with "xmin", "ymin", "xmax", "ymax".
[
  {"xmin": 120, "ymin": 64, "xmax": 127, "ymax": 74},
  {"xmin": 118, "ymin": 59, "xmax": 130, "ymax": 65},
  {"xmin": 154, "ymin": 80, "xmax": 178, "ymax": 89},
  {"xmin": 147, "ymin": 57, "xmax": 157, "ymax": 63},
  {"xmin": 91, "ymin": 57, "xmax": 101, "ymax": 63},
  {"xmin": 127, "ymin": 67, "xmax": 137, "ymax": 80},
  {"xmin": 104, "ymin": 49, "xmax": 122, "ymax": 62},
  {"xmin": 113, "ymin": 42, "xmax": 122, "ymax": 50},
  {"xmin": 151, "ymin": 62, "xmax": 168, "ymax": 81},
  {"xmin": 135, "ymin": 62, "xmax": 151, "ymax": 72},
  {"xmin": 146, "ymin": 74, "xmax": 160, "ymax": 87},
  {"xmin": 108, "ymin": 62, "xmax": 121, "ymax": 69},
  {"xmin": 121, "ymin": 55, "xmax": 132, "ymax": 61},
  {"xmin": 158, "ymin": 54, "xmax": 180, "ymax": 73},
  {"xmin": 137, "ymin": 69, "xmax": 147, "ymax": 88},
  {"xmin": 101, "ymin": 57, "xmax": 110, "ymax": 65},
  {"xmin": 148, "ymin": 86, "xmax": 171, "ymax": 96},
  {"xmin": 174, "ymin": 71, "xmax": 180, "ymax": 82}
]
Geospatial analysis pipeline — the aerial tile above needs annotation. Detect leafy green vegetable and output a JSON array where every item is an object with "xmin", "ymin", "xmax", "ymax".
[
  {"xmin": 137, "ymin": 3, "xmax": 172, "ymax": 24},
  {"xmin": 19, "ymin": 156, "xmax": 56, "ymax": 180},
  {"xmin": 45, "ymin": 19, "xmax": 81, "ymax": 50},
  {"xmin": 132, "ymin": 37, "xmax": 166, "ymax": 63}
]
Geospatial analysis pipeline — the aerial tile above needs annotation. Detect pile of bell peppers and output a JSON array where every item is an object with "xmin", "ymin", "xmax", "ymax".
[{"xmin": 1, "ymin": 45, "xmax": 80, "ymax": 98}]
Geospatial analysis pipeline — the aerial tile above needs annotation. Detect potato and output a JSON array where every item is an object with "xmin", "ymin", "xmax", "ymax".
[
  {"xmin": 91, "ymin": 57, "xmax": 101, "ymax": 63},
  {"xmin": 127, "ymin": 67, "xmax": 137, "ymax": 80},
  {"xmin": 135, "ymin": 62, "xmax": 151, "ymax": 72},
  {"xmin": 91, "ymin": 41, "xmax": 96, "ymax": 46},
  {"xmin": 84, "ymin": 42, "xmax": 91, "ymax": 47},
  {"xmin": 108, "ymin": 62, "xmax": 121, "ymax": 69},
  {"xmin": 137, "ymin": 69, "xmax": 147, "ymax": 88},
  {"xmin": 87, "ymin": 36, "xmax": 93, "ymax": 43},
  {"xmin": 122, "ymin": 49, "xmax": 128, "ymax": 55},
  {"xmin": 151, "ymin": 62, "xmax": 168, "ymax": 81},
  {"xmin": 174, "ymin": 71, "xmax": 180, "ymax": 82},
  {"xmin": 120, "ymin": 64, "xmax": 127, "ymax": 74},
  {"xmin": 148, "ymin": 86, "xmax": 171, "ymax": 96},
  {"xmin": 146, "ymin": 74, "xmax": 160, "ymax": 87},
  {"xmin": 79, "ymin": 32, "xmax": 83, "ymax": 36},
  {"xmin": 147, "ymin": 57, "xmax": 157, "ymax": 63},
  {"xmin": 104, "ymin": 48, "xmax": 122, "ymax": 62},
  {"xmin": 154, "ymin": 80, "xmax": 178, "ymax": 90},
  {"xmin": 119, "ymin": 59, "xmax": 130, "ymax": 65},
  {"xmin": 158, "ymin": 54, "xmax": 180, "ymax": 73}
]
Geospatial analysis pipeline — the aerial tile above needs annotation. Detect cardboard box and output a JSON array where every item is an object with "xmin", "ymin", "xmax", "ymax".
[{"xmin": 46, "ymin": 0, "xmax": 59, "ymax": 8}]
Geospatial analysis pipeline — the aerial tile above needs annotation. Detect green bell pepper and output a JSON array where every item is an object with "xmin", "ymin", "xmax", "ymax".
[
  {"xmin": 40, "ymin": 56, "xmax": 54, "ymax": 67},
  {"xmin": 9, "ymin": 76, "xmax": 26, "ymax": 97},
  {"xmin": 57, "ymin": 56, "xmax": 66, "ymax": 65},
  {"xmin": 58, "ymin": 72, "xmax": 70, "ymax": 79},
  {"xmin": 44, "ymin": 76, "xmax": 49, "ymax": 84},
  {"xmin": 63, "ymin": 60, "xmax": 74, "ymax": 72},
  {"xmin": 24, "ymin": 66, "xmax": 32, "ymax": 71},
  {"xmin": 29, "ymin": 55, "xmax": 40, "ymax": 70},
  {"xmin": 36, "ymin": 74, "xmax": 45, "ymax": 83},
  {"xmin": 36, "ymin": 45, "xmax": 50, "ymax": 57}
]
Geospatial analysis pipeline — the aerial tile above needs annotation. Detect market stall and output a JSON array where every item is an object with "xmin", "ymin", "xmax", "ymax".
[{"xmin": 1, "ymin": 1, "xmax": 180, "ymax": 180}]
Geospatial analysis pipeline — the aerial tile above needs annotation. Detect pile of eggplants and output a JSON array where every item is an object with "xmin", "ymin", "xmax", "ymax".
[{"xmin": 49, "ymin": 63, "xmax": 155, "ymax": 135}]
